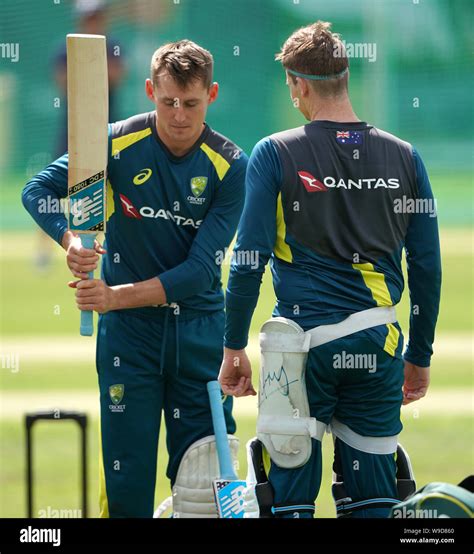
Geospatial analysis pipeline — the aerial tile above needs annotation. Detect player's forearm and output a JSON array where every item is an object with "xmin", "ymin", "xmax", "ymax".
[
  {"xmin": 224, "ymin": 290, "xmax": 260, "ymax": 349},
  {"xmin": 22, "ymin": 183, "xmax": 68, "ymax": 246},
  {"xmin": 22, "ymin": 154, "xmax": 69, "ymax": 246},
  {"xmin": 110, "ymin": 277, "xmax": 167, "ymax": 310},
  {"xmin": 224, "ymin": 242, "xmax": 270, "ymax": 349},
  {"xmin": 404, "ymin": 261, "xmax": 441, "ymax": 367},
  {"xmin": 224, "ymin": 253, "xmax": 266, "ymax": 349},
  {"xmin": 158, "ymin": 254, "xmax": 216, "ymax": 303}
]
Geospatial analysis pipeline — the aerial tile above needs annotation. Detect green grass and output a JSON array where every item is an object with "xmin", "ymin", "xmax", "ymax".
[
  {"xmin": 1, "ymin": 414, "xmax": 471, "ymax": 518},
  {"xmin": 399, "ymin": 413, "xmax": 474, "ymax": 486},
  {"xmin": 427, "ymin": 359, "xmax": 472, "ymax": 389},
  {"xmin": 0, "ymin": 362, "xmax": 98, "ymax": 391},
  {"xmin": 0, "ymin": 255, "xmax": 79, "ymax": 336}
]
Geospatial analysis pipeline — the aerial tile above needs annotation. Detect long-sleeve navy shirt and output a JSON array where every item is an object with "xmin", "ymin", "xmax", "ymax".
[{"xmin": 225, "ymin": 122, "xmax": 441, "ymax": 367}]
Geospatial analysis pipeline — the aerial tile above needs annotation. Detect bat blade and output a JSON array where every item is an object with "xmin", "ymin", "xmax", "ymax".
[
  {"xmin": 207, "ymin": 381, "xmax": 246, "ymax": 519},
  {"xmin": 67, "ymin": 34, "xmax": 108, "ymax": 336}
]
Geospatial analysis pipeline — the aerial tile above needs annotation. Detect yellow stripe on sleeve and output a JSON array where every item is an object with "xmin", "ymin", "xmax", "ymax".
[
  {"xmin": 200, "ymin": 142, "xmax": 231, "ymax": 181},
  {"xmin": 111, "ymin": 128, "xmax": 152, "ymax": 157}
]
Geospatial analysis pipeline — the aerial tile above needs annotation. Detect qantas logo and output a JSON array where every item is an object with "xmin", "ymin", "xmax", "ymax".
[
  {"xmin": 298, "ymin": 171, "xmax": 327, "ymax": 192},
  {"xmin": 120, "ymin": 194, "xmax": 142, "ymax": 219},
  {"xmin": 119, "ymin": 194, "xmax": 202, "ymax": 229},
  {"xmin": 298, "ymin": 171, "xmax": 400, "ymax": 190}
]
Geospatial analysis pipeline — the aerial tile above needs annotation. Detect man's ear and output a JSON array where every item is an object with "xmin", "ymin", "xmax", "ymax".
[
  {"xmin": 145, "ymin": 79, "xmax": 156, "ymax": 103},
  {"xmin": 297, "ymin": 77, "xmax": 310, "ymax": 98},
  {"xmin": 208, "ymin": 82, "xmax": 219, "ymax": 105}
]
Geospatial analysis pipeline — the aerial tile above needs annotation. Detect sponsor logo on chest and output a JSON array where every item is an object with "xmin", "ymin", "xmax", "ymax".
[
  {"xmin": 119, "ymin": 194, "xmax": 202, "ymax": 228},
  {"xmin": 298, "ymin": 171, "xmax": 400, "ymax": 191}
]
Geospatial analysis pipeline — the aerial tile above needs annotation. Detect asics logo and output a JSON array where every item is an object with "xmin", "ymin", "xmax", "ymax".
[{"xmin": 133, "ymin": 168, "xmax": 152, "ymax": 186}]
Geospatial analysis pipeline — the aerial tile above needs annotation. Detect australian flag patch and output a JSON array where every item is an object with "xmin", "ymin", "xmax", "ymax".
[{"xmin": 336, "ymin": 130, "xmax": 363, "ymax": 145}]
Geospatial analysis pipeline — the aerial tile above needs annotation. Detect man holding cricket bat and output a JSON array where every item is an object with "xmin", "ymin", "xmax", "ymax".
[
  {"xmin": 220, "ymin": 21, "xmax": 441, "ymax": 518},
  {"xmin": 22, "ymin": 39, "xmax": 247, "ymax": 518}
]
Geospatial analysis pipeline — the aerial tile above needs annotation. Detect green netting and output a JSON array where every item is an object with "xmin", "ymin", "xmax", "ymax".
[{"xmin": 0, "ymin": 0, "xmax": 472, "ymax": 226}]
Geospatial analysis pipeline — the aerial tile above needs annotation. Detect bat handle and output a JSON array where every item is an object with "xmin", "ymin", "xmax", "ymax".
[
  {"xmin": 78, "ymin": 233, "xmax": 96, "ymax": 337},
  {"xmin": 207, "ymin": 380, "xmax": 237, "ymax": 480}
]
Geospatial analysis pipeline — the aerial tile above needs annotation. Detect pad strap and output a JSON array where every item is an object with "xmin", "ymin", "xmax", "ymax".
[
  {"xmin": 260, "ymin": 307, "xmax": 397, "ymax": 352},
  {"xmin": 330, "ymin": 418, "xmax": 398, "ymax": 455},
  {"xmin": 258, "ymin": 415, "xmax": 327, "ymax": 442},
  {"xmin": 308, "ymin": 306, "xmax": 397, "ymax": 348},
  {"xmin": 260, "ymin": 331, "xmax": 311, "ymax": 353}
]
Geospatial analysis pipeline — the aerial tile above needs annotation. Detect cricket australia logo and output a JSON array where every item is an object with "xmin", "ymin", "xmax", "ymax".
[
  {"xmin": 187, "ymin": 176, "xmax": 207, "ymax": 205},
  {"xmin": 109, "ymin": 384, "xmax": 125, "ymax": 412}
]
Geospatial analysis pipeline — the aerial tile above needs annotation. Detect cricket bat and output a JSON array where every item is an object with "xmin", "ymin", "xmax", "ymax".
[
  {"xmin": 207, "ymin": 380, "xmax": 246, "ymax": 518},
  {"xmin": 67, "ymin": 34, "xmax": 108, "ymax": 336}
]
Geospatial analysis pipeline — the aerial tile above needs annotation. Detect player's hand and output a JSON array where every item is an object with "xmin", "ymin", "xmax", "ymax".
[
  {"xmin": 68, "ymin": 279, "xmax": 116, "ymax": 314},
  {"xmin": 402, "ymin": 361, "xmax": 430, "ymax": 405},
  {"xmin": 219, "ymin": 348, "xmax": 257, "ymax": 397},
  {"xmin": 62, "ymin": 231, "xmax": 106, "ymax": 279}
]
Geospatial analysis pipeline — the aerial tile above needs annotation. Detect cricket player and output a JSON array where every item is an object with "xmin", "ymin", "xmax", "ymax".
[
  {"xmin": 219, "ymin": 22, "xmax": 441, "ymax": 518},
  {"xmin": 22, "ymin": 40, "xmax": 247, "ymax": 518}
]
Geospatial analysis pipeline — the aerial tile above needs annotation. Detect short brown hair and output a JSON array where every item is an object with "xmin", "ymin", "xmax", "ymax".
[
  {"xmin": 151, "ymin": 39, "xmax": 213, "ymax": 90},
  {"xmin": 276, "ymin": 21, "xmax": 349, "ymax": 96}
]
